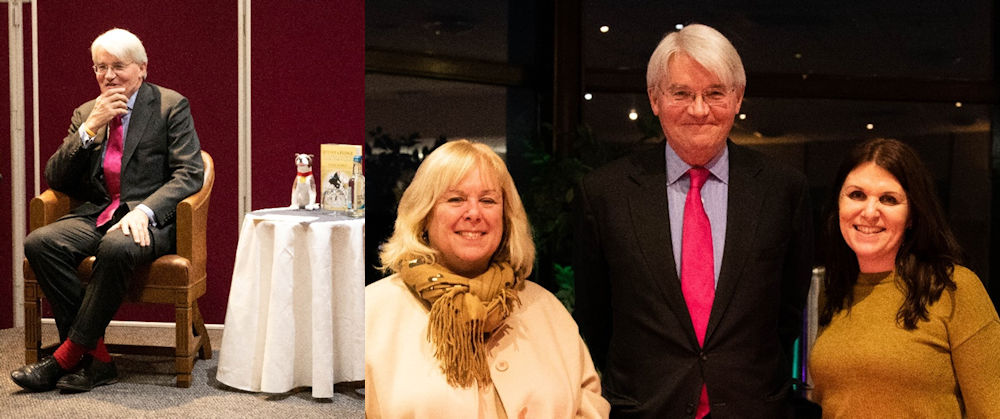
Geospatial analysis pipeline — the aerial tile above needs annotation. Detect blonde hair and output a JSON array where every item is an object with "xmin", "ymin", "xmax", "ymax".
[{"xmin": 379, "ymin": 140, "xmax": 535, "ymax": 279}]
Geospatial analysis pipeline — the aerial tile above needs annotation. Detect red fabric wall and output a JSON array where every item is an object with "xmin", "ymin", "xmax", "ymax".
[
  {"xmin": 1, "ymin": 5, "xmax": 11, "ymax": 329},
  {"xmin": 35, "ymin": 2, "xmax": 239, "ymax": 324},
  {"xmin": 23, "ymin": 1, "xmax": 364, "ymax": 325},
  {"xmin": 250, "ymin": 1, "xmax": 366, "ymax": 208}
]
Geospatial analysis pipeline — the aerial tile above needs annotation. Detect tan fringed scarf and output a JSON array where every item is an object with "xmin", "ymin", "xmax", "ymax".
[{"xmin": 401, "ymin": 260, "xmax": 522, "ymax": 388}]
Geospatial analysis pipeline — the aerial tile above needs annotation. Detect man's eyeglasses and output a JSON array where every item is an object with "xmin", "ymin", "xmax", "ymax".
[
  {"xmin": 92, "ymin": 62, "xmax": 133, "ymax": 75},
  {"xmin": 659, "ymin": 86, "xmax": 735, "ymax": 107}
]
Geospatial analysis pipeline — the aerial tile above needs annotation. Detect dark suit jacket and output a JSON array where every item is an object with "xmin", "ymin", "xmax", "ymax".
[
  {"xmin": 44, "ymin": 82, "xmax": 204, "ymax": 256},
  {"xmin": 574, "ymin": 140, "xmax": 813, "ymax": 419}
]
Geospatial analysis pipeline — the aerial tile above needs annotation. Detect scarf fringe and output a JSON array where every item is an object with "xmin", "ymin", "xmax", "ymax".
[
  {"xmin": 403, "ymin": 262, "xmax": 520, "ymax": 388},
  {"xmin": 429, "ymin": 291, "xmax": 491, "ymax": 388}
]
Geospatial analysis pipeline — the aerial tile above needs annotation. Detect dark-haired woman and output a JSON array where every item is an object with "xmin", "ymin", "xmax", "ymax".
[{"xmin": 809, "ymin": 138, "xmax": 1000, "ymax": 418}]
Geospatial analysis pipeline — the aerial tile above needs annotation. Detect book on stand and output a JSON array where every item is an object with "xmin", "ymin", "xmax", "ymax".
[{"xmin": 320, "ymin": 144, "xmax": 363, "ymax": 212}]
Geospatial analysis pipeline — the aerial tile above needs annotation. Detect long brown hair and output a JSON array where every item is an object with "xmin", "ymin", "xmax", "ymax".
[{"xmin": 820, "ymin": 138, "xmax": 963, "ymax": 329}]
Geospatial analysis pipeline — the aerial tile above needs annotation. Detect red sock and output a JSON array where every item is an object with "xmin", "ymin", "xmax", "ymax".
[
  {"xmin": 53, "ymin": 339, "xmax": 87, "ymax": 370},
  {"xmin": 89, "ymin": 337, "xmax": 112, "ymax": 363}
]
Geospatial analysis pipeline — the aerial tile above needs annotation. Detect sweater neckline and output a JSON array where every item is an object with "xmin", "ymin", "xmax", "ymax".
[{"xmin": 858, "ymin": 270, "xmax": 893, "ymax": 285}]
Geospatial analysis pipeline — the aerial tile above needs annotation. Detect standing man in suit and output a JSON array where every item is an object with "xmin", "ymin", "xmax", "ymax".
[
  {"xmin": 574, "ymin": 24, "xmax": 813, "ymax": 418},
  {"xmin": 11, "ymin": 28, "xmax": 203, "ymax": 393}
]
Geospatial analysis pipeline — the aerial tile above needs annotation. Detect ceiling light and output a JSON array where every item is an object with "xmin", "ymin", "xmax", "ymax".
[
  {"xmin": 955, "ymin": 102, "xmax": 963, "ymax": 108},
  {"xmin": 628, "ymin": 109, "xmax": 638, "ymax": 121},
  {"xmin": 600, "ymin": 26, "xmax": 609, "ymax": 33},
  {"xmin": 675, "ymin": 24, "xmax": 684, "ymax": 30},
  {"xmin": 584, "ymin": 93, "xmax": 593, "ymax": 100},
  {"xmin": 739, "ymin": 113, "xmax": 747, "ymax": 120},
  {"xmin": 866, "ymin": 123, "xmax": 874, "ymax": 130}
]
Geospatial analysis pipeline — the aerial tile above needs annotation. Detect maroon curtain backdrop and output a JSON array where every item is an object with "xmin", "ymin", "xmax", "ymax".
[
  {"xmin": 250, "ymin": 1, "xmax": 366, "ymax": 208},
  {"xmin": 22, "ymin": 1, "xmax": 363, "ymax": 326},
  {"xmin": 35, "ymin": 2, "xmax": 238, "ymax": 325},
  {"xmin": 1, "ymin": 5, "xmax": 11, "ymax": 329}
]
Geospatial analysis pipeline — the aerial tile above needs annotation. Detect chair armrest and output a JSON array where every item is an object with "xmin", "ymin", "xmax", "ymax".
[
  {"xmin": 29, "ymin": 190, "xmax": 76, "ymax": 232},
  {"xmin": 175, "ymin": 151, "xmax": 214, "ymax": 277},
  {"xmin": 176, "ymin": 189, "xmax": 209, "ymax": 262}
]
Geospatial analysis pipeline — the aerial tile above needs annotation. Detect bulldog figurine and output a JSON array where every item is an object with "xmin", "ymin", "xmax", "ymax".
[{"xmin": 290, "ymin": 153, "xmax": 319, "ymax": 210}]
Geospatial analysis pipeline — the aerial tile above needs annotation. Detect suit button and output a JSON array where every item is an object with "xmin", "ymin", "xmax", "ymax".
[
  {"xmin": 495, "ymin": 360, "xmax": 508, "ymax": 371},
  {"xmin": 699, "ymin": 351, "xmax": 708, "ymax": 361}
]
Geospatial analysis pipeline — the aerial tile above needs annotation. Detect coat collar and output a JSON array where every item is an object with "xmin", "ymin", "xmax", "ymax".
[
  {"xmin": 121, "ymin": 82, "xmax": 156, "ymax": 170},
  {"xmin": 624, "ymin": 140, "xmax": 768, "ymax": 348}
]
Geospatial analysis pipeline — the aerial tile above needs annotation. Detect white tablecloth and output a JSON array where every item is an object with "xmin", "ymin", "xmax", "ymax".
[{"xmin": 216, "ymin": 208, "xmax": 364, "ymax": 398}]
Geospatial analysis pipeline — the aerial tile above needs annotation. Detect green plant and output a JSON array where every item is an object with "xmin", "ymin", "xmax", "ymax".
[
  {"xmin": 364, "ymin": 127, "xmax": 446, "ymax": 283},
  {"xmin": 553, "ymin": 263, "xmax": 576, "ymax": 311},
  {"xmin": 521, "ymin": 123, "xmax": 653, "ymax": 310}
]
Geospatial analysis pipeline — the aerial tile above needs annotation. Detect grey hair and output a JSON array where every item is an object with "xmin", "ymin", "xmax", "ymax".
[
  {"xmin": 91, "ymin": 28, "xmax": 148, "ymax": 74},
  {"xmin": 646, "ymin": 24, "xmax": 745, "ymax": 93}
]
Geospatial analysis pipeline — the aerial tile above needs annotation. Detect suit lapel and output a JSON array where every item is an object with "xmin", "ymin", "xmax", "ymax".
[
  {"xmin": 121, "ymin": 82, "xmax": 154, "ymax": 172},
  {"xmin": 704, "ymin": 142, "xmax": 765, "ymax": 343},
  {"xmin": 626, "ymin": 150, "xmax": 698, "ymax": 344}
]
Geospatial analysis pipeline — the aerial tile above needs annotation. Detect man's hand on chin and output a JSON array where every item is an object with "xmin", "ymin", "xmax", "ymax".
[{"xmin": 83, "ymin": 87, "xmax": 129, "ymax": 141}]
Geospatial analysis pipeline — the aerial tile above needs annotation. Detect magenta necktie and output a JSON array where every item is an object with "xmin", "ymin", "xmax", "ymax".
[
  {"xmin": 681, "ymin": 167, "xmax": 714, "ymax": 419},
  {"xmin": 96, "ymin": 115, "xmax": 123, "ymax": 226}
]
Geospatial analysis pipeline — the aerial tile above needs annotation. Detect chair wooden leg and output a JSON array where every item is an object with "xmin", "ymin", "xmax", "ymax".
[
  {"xmin": 24, "ymin": 276, "xmax": 42, "ymax": 365},
  {"xmin": 192, "ymin": 301, "xmax": 212, "ymax": 360},
  {"xmin": 174, "ymin": 302, "xmax": 195, "ymax": 388}
]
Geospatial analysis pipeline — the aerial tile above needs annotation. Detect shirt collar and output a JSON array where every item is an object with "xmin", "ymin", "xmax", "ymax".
[
  {"xmin": 126, "ymin": 89, "xmax": 138, "ymax": 113},
  {"xmin": 665, "ymin": 141, "xmax": 730, "ymax": 185}
]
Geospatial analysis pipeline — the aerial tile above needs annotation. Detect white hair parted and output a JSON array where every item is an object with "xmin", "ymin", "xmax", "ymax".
[
  {"xmin": 91, "ymin": 28, "xmax": 148, "ymax": 76},
  {"xmin": 646, "ymin": 23, "xmax": 745, "ymax": 93}
]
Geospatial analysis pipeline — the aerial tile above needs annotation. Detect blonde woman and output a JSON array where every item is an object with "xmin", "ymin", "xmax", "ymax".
[{"xmin": 366, "ymin": 140, "xmax": 609, "ymax": 418}]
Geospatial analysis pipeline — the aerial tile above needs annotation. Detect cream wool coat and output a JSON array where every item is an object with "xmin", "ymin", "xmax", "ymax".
[{"xmin": 365, "ymin": 275, "xmax": 610, "ymax": 418}]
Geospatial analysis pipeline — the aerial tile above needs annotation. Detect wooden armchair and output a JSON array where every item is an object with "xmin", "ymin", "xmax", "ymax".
[{"xmin": 23, "ymin": 150, "xmax": 215, "ymax": 388}]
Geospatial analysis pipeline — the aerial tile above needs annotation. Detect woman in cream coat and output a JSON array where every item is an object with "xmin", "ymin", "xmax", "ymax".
[{"xmin": 365, "ymin": 140, "xmax": 609, "ymax": 418}]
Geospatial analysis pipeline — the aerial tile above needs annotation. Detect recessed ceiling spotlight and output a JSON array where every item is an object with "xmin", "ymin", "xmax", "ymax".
[
  {"xmin": 423, "ymin": 16, "xmax": 475, "ymax": 35},
  {"xmin": 628, "ymin": 109, "xmax": 638, "ymax": 121},
  {"xmin": 739, "ymin": 113, "xmax": 747, "ymax": 120},
  {"xmin": 584, "ymin": 93, "xmax": 593, "ymax": 100},
  {"xmin": 955, "ymin": 101, "xmax": 963, "ymax": 108},
  {"xmin": 794, "ymin": 53, "xmax": 803, "ymax": 59},
  {"xmin": 600, "ymin": 26, "xmax": 610, "ymax": 33},
  {"xmin": 866, "ymin": 123, "xmax": 875, "ymax": 130},
  {"xmin": 675, "ymin": 24, "xmax": 684, "ymax": 30}
]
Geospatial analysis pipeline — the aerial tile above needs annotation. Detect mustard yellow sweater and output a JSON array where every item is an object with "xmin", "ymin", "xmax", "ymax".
[{"xmin": 809, "ymin": 266, "xmax": 1000, "ymax": 418}]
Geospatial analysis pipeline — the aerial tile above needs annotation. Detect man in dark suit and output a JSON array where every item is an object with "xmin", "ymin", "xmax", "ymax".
[
  {"xmin": 574, "ymin": 24, "xmax": 813, "ymax": 418},
  {"xmin": 11, "ymin": 28, "xmax": 203, "ymax": 393}
]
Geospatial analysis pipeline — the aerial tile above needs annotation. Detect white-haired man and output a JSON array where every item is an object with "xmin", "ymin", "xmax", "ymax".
[
  {"xmin": 574, "ymin": 24, "xmax": 814, "ymax": 418},
  {"xmin": 12, "ymin": 28, "xmax": 203, "ymax": 393}
]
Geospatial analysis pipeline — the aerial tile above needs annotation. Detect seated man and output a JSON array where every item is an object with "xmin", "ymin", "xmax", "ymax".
[{"xmin": 11, "ymin": 28, "xmax": 203, "ymax": 393}]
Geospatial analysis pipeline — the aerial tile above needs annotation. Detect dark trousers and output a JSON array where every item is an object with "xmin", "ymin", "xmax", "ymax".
[{"xmin": 24, "ymin": 214, "xmax": 161, "ymax": 348}]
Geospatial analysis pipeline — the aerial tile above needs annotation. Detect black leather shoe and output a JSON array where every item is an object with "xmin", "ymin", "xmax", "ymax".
[
  {"xmin": 56, "ymin": 357, "xmax": 118, "ymax": 392},
  {"xmin": 11, "ymin": 356, "xmax": 68, "ymax": 392}
]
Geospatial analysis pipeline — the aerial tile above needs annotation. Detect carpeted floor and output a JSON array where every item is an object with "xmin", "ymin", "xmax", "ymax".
[{"xmin": 0, "ymin": 324, "xmax": 364, "ymax": 418}]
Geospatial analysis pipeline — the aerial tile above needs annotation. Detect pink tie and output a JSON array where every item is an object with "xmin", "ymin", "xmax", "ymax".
[
  {"xmin": 97, "ymin": 115, "xmax": 123, "ymax": 226},
  {"xmin": 681, "ymin": 167, "xmax": 714, "ymax": 419}
]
